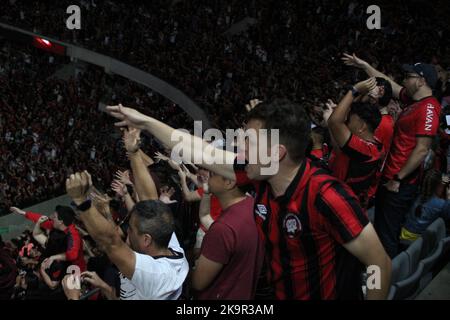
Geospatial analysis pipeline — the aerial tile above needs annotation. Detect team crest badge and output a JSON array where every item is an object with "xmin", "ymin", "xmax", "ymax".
[{"xmin": 283, "ymin": 213, "xmax": 302, "ymax": 238}]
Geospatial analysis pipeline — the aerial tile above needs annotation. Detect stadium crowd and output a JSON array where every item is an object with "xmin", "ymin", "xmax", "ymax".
[{"xmin": 1, "ymin": 0, "xmax": 450, "ymax": 300}]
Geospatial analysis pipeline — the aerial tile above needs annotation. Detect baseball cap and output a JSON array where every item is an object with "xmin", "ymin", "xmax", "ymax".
[{"xmin": 402, "ymin": 63, "xmax": 438, "ymax": 89}]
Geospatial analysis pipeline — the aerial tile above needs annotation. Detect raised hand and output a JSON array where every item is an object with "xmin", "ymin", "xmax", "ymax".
[
  {"xmin": 106, "ymin": 104, "xmax": 149, "ymax": 130},
  {"xmin": 159, "ymin": 186, "xmax": 177, "ymax": 204},
  {"xmin": 342, "ymin": 53, "xmax": 368, "ymax": 69},
  {"xmin": 111, "ymin": 180, "xmax": 128, "ymax": 198},
  {"xmin": 114, "ymin": 170, "xmax": 132, "ymax": 186},
  {"xmin": 325, "ymin": 99, "xmax": 337, "ymax": 110},
  {"xmin": 245, "ymin": 99, "xmax": 263, "ymax": 112},
  {"xmin": 10, "ymin": 206, "xmax": 26, "ymax": 216},
  {"xmin": 122, "ymin": 127, "xmax": 141, "ymax": 153},
  {"xmin": 37, "ymin": 215, "xmax": 49, "ymax": 224},
  {"xmin": 66, "ymin": 171, "xmax": 93, "ymax": 204},
  {"xmin": 354, "ymin": 77, "xmax": 377, "ymax": 96},
  {"xmin": 89, "ymin": 191, "xmax": 112, "ymax": 219},
  {"xmin": 154, "ymin": 151, "xmax": 169, "ymax": 162}
]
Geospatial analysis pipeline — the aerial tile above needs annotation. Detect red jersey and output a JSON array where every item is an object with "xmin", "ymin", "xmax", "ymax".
[
  {"xmin": 383, "ymin": 88, "xmax": 441, "ymax": 183},
  {"xmin": 25, "ymin": 211, "xmax": 86, "ymax": 271},
  {"xmin": 374, "ymin": 114, "xmax": 394, "ymax": 160},
  {"xmin": 234, "ymin": 158, "xmax": 368, "ymax": 300},
  {"xmin": 328, "ymin": 134, "xmax": 384, "ymax": 208}
]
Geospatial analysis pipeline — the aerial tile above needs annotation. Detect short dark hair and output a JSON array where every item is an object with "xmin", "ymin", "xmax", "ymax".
[
  {"xmin": 131, "ymin": 200, "xmax": 174, "ymax": 249},
  {"xmin": 55, "ymin": 206, "xmax": 75, "ymax": 226},
  {"xmin": 349, "ymin": 102, "xmax": 382, "ymax": 133},
  {"xmin": 375, "ymin": 77, "xmax": 393, "ymax": 107},
  {"xmin": 42, "ymin": 230, "xmax": 68, "ymax": 259},
  {"xmin": 246, "ymin": 99, "xmax": 311, "ymax": 162}
]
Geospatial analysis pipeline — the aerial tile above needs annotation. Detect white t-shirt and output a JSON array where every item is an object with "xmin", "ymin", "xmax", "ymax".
[{"xmin": 119, "ymin": 233, "xmax": 188, "ymax": 300}]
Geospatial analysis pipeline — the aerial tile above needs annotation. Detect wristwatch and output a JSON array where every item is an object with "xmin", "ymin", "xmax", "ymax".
[
  {"xmin": 72, "ymin": 199, "xmax": 92, "ymax": 212},
  {"xmin": 393, "ymin": 174, "xmax": 403, "ymax": 183},
  {"xmin": 350, "ymin": 86, "xmax": 360, "ymax": 98}
]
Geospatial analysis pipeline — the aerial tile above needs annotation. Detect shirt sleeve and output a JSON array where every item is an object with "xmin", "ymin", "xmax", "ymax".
[
  {"xmin": 131, "ymin": 252, "xmax": 158, "ymax": 298},
  {"xmin": 315, "ymin": 180, "xmax": 369, "ymax": 244},
  {"xmin": 25, "ymin": 211, "xmax": 54, "ymax": 230},
  {"xmin": 415, "ymin": 100, "xmax": 440, "ymax": 137},
  {"xmin": 341, "ymin": 134, "xmax": 378, "ymax": 162},
  {"xmin": 200, "ymin": 222, "xmax": 235, "ymax": 265},
  {"xmin": 65, "ymin": 226, "xmax": 81, "ymax": 262}
]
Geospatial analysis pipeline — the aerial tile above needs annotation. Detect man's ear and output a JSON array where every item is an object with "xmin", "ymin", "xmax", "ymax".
[
  {"xmin": 143, "ymin": 234, "xmax": 153, "ymax": 247},
  {"xmin": 360, "ymin": 121, "xmax": 368, "ymax": 134},
  {"xmin": 275, "ymin": 144, "xmax": 288, "ymax": 162}
]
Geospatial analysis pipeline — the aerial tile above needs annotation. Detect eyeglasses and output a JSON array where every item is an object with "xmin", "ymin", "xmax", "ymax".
[{"xmin": 404, "ymin": 74, "xmax": 422, "ymax": 80}]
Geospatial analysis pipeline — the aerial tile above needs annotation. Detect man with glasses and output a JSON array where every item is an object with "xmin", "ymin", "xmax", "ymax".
[{"xmin": 342, "ymin": 54, "xmax": 441, "ymax": 257}]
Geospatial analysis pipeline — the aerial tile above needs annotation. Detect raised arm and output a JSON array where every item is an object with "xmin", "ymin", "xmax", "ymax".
[
  {"xmin": 198, "ymin": 188, "xmax": 214, "ymax": 230},
  {"xmin": 106, "ymin": 104, "xmax": 236, "ymax": 180},
  {"xmin": 66, "ymin": 171, "xmax": 136, "ymax": 280},
  {"xmin": 32, "ymin": 216, "xmax": 49, "ymax": 247},
  {"xmin": 111, "ymin": 179, "xmax": 136, "ymax": 213},
  {"xmin": 342, "ymin": 53, "xmax": 403, "ymax": 99},
  {"xmin": 155, "ymin": 151, "xmax": 182, "ymax": 172},
  {"xmin": 328, "ymin": 78, "xmax": 377, "ymax": 147},
  {"xmin": 178, "ymin": 167, "xmax": 202, "ymax": 202},
  {"xmin": 123, "ymin": 128, "xmax": 158, "ymax": 201}
]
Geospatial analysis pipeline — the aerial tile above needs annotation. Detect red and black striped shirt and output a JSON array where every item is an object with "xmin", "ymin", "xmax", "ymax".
[
  {"xmin": 234, "ymin": 158, "xmax": 369, "ymax": 300},
  {"xmin": 328, "ymin": 134, "xmax": 384, "ymax": 208}
]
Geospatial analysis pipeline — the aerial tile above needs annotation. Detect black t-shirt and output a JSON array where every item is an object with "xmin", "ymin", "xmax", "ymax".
[
  {"xmin": 103, "ymin": 265, "xmax": 120, "ymax": 298},
  {"xmin": 46, "ymin": 260, "xmax": 69, "ymax": 282}
]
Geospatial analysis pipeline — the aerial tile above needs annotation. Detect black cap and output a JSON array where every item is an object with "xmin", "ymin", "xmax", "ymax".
[
  {"xmin": 55, "ymin": 205, "xmax": 75, "ymax": 226},
  {"xmin": 402, "ymin": 63, "xmax": 438, "ymax": 89}
]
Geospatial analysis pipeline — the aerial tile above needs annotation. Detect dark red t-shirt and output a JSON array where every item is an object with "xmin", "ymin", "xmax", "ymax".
[
  {"xmin": 234, "ymin": 158, "xmax": 368, "ymax": 300},
  {"xmin": 198, "ymin": 197, "xmax": 264, "ymax": 300},
  {"xmin": 383, "ymin": 88, "xmax": 441, "ymax": 182},
  {"xmin": 328, "ymin": 134, "xmax": 384, "ymax": 208}
]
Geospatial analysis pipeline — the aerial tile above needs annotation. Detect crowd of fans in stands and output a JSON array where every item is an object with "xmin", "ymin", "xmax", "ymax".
[{"xmin": 1, "ymin": 0, "xmax": 450, "ymax": 301}]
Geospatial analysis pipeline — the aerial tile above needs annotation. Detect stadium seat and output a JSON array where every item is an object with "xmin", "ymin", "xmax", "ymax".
[
  {"xmin": 441, "ymin": 236, "xmax": 450, "ymax": 254},
  {"xmin": 388, "ymin": 251, "xmax": 423, "ymax": 300},
  {"xmin": 390, "ymin": 252, "xmax": 410, "ymax": 284},
  {"xmin": 420, "ymin": 227, "xmax": 438, "ymax": 260},
  {"xmin": 387, "ymin": 285, "xmax": 397, "ymax": 300},
  {"xmin": 429, "ymin": 218, "xmax": 446, "ymax": 242},
  {"xmin": 391, "ymin": 264, "xmax": 424, "ymax": 300},
  {"xmin": 405, "ymin": 237, "xmax": 423, "ymax": 272}
]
